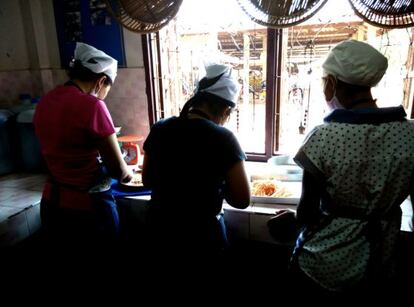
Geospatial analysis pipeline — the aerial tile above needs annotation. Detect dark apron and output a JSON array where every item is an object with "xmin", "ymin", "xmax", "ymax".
[
  {"xmin": 147, "ymin": 202, "xmax": 228, "ymax": 254},
  {"xmin": 40, "ymin": 166, "xmax": 119, "ymax": 248}
]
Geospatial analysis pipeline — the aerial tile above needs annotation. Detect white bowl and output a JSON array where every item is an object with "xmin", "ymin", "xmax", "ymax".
[
  {"xmin": 268, "ymin": 155, "xmax": 291, "ymax": 165},
  {"xmin": 267, "ymin": 155, "xmax": 303, "ymax": 181}
]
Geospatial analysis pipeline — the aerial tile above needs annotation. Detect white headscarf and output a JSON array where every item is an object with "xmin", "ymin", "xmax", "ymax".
[
  {"xmin": 322, "ymin": 39, "xmax": 388, "ymax": 87},
  {"xmin": 73, "ymin": 42, "xmax": 118, "ymax": 83},
  {"xmin": 197, "ymin": 63, "xmax": 240, "ymax": 106}
]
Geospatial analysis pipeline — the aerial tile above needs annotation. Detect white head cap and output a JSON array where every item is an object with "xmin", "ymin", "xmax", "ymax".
[
  {"xmin": 74, "ymin": 42, "xmax": 118, "ymax": 83},
  {"xmin": 197, "ymin": 63, "xmax": 240, "ymax": 107},
  {"xmin": 322, "ymin": 39, "xmax": 388, "ymax": 87}
]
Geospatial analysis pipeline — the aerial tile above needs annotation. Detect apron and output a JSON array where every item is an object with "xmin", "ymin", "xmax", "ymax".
[
  {"xmin": 147, "ymin": 202, "xmax": 228, "ymax": 254},
  {"xmin": 290, "ymin": 204, "xmax": 399, "ymax": 291},
  {"xmin": 40, "ymin": 164, "xmax": 120, "ymax": 246}
]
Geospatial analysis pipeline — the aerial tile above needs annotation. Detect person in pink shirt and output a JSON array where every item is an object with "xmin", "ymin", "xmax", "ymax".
[{"xmin": 34, "ymin": 43, "xmax": 132, "ymax": 251}]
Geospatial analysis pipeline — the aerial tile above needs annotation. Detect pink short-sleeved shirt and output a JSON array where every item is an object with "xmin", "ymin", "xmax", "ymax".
[{"xmin": 34, "ymin": 83, "xmax": 115, "ymax": 190}]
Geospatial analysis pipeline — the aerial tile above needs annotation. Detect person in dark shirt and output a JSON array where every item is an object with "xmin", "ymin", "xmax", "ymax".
[{"xmin": 142, "ymin": 63, "xmax": 250, "ymax": 256}]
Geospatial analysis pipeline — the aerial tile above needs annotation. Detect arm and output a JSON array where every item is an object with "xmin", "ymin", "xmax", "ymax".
[
  {"xmin": 97, "ymin": 133, "xmax": 133, "ymax": 183},
  {"xmin": 224, "ymin": 160, "xmax": 250, "ymax": 209},
  {"xmin": 296, "ymin": 170, "xmax": 322, "ymax": 227}
]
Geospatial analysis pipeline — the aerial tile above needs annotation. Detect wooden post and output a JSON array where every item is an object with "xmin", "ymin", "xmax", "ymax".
[{"xmin": 243, "ymin": 31, "xmax": 250, "ymax": 108}]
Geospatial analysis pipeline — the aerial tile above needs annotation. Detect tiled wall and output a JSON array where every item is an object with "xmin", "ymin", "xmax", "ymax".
[
  {"xmin": 106, "ymin": 68, "xmax": 150, "ymax": 144},
  {"xmin": 0, "ymin": 70, "xmax": 34, "ymax": 107},
  {"xmin": 0, "ymin": 69, "xmax": 69, "ymax": 107},
  {"xmin": 0, "ymin": 67, "xmax": 150, "ymax": 147}
]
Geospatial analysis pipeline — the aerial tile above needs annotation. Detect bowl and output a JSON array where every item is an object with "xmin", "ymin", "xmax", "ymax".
[
  {"xmin": 268, "ymin": 155, "xmax": 291, "ymax": 165},
  {"xmin": 267, "ymin": 155, "xmax": 303, "ymax": 181}
]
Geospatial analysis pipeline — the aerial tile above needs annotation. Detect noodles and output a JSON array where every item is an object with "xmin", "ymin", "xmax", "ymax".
[
  {"xmin": 251, "ymin": 180, "xmax": 292, "ymax": 198},
  {"xmin": 123, "ymin": 174, "xmax": 143, "ymax": 187},
  {"xmin": 130, "ymin": 175, "xmax": 142, "ymax": 185}
]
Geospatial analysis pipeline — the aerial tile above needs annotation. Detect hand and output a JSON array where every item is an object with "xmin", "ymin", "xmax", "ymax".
[
  {"xmin": 120, "ymin": 171, "xmax": 133, "ymax": 183},
  {"xmin": 274, "ymin": 209, "xmax": 295, "ymax": 217},
  {"xmin": 267, "ymin": 209, "xmax": 298, "ymax": 243}
]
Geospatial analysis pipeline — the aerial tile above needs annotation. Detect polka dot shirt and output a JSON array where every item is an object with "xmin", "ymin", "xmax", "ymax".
[{"xmin": 294, "ymin": 106, "xmax": 414, "ymax": 291}]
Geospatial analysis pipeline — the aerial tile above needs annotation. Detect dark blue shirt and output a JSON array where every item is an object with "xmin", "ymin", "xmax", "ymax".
[{"xmin": 144, "ymin": 116, "xmax": 246, "ymax": 218}]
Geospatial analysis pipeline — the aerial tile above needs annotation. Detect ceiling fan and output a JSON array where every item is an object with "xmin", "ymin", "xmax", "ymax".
[
  {"xmin": 236, "ymin": 0, "xmax": 329, "ymax": 28},
  {"xmin": 348, "ymin": 0, "xmax": 414, "ymax": 28},
  {"xmin": 105, "ymin": 0, "xmax": 183, "ymax": 33}
]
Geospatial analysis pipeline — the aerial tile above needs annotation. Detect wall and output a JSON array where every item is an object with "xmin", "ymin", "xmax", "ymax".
[
  {"xmin": 0, "ymin": 0, "xmax": 30, "ymax": 70},
  {"xmin": 108, "ymin": 26, "xmax": 149, "ymax": 139},
  {"xmin": 106, "ymin": 68, "xmax": 149, "ymax": 139},
  {"xmin": 0, "ymin": 0, "xmax": 67, "ymax": 105},
  {"xmin": 0, "ymin": 0, "xmax": 149, "ymax": 140}
]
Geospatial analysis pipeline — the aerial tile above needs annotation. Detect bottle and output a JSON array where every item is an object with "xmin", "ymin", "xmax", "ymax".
[
  {"xmin": 19, "ymin": 94, "xmax": 31, "ymax": 105},
  {"xmin": 31, "ymin": 96, "xmax": 41, "ymax": 105}
]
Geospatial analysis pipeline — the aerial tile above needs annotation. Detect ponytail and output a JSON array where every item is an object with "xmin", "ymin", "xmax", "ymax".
[{"xmin": 179, "ymin": 94, "xmax": 198, "ymax": 118}]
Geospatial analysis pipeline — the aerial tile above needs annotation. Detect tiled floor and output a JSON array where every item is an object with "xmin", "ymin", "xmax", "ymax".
[
  {"xmin": 0, "ymin": 172, "xmax": 46, "ymax": 246},
  {"xmin": 0, "ymin": 173, "xmax": 46, "ymax": 218}
]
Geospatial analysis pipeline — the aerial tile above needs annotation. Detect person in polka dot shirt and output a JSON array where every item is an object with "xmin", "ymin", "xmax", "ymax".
[{"xmin": 291, "ymin": 40, "xmax": 414, "ymax": 296}]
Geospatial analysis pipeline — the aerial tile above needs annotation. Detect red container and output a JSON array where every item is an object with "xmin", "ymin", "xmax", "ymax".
[{"xmin": 118, "ymin": 135, "xmax": 143, "ymax": 166}]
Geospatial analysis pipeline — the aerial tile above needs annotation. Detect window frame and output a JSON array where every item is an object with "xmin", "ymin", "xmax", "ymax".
[
  {"xmin": 142, "ymin": 28, "xmax": 285, "ymax": 162},
  {"xmin": 142, "ymin": 34, "xmax": 157, "ymax": 127},
  {"xmin": 142, "ymin": 27, "xmax": 414, "ymax": 161}
]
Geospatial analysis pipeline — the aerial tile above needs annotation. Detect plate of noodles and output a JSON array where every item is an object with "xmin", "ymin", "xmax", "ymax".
[
  {"xmin": 250, "ymin": 179, "xmax": 300, "ymax": 204},
  {"xmin": 118, "ymin": 173, "xmax": 145, "ymax": 191}
]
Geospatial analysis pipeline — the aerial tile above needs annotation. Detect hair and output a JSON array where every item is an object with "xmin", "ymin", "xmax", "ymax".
[
  {"xmin": 197, "ymin": 73, "xmax": 224, "ymax": 90},
  {"xmin": 67, "ymin": 59, "xmax": 112, "ymax": 86},
  {"xmin": 179, "ymin": 91, "xmax": 233, "ymax": 119}
]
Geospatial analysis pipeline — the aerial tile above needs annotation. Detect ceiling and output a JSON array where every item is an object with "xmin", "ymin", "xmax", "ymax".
[{"xmin": 217, "ymin": 21, "xmax": 365, "ymax": 62}]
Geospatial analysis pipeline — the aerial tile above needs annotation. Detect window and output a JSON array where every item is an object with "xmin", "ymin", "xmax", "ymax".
[{"xmin": 142, "ymin": 0, "xmax": 414, "ymax": 161}]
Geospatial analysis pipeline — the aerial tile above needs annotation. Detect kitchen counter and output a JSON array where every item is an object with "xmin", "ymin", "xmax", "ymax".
[
  {"xmin": 0, "ymin": 170, "xmax": 412, "ymax": 247},
  {"xmin": 121, "ymin": 194, "xmax": 413, "ymax": 246}
]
